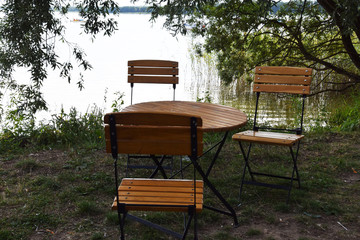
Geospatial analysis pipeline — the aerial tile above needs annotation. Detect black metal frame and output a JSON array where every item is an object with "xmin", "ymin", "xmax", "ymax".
[
  {"xmin": 109, "ymin": 114, "xmax": 200, "ymax": 239},
  {"xmin": 126, "ymin": 96, "xmax": 174, "ymax": 178},
  {"xmin": 125, "ymin": 154, "xmax": 174, "ymax": 178},
  {"xmin": 238, "ymin": 92, "xmax": 306, "ymax": 204},
  {"xmin": 130, "ymin": 83, "xmax": 177, "ymax": 105},
  {"xmin": 128, "ymin": 72, "xmax": 177, "ymax": 175},
  {"xmin": 167, "ymin": 131, "xmax": 239, "ymax": 226}
]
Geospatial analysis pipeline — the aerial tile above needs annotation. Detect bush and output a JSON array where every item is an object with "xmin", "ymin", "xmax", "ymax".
[
  {"xmin": 0, "ymin": 106, "xmax": 105, "ymax": 152},
  {"xmin": 328, "ymin": 91, "xmax": 360, "ymax": 131}
]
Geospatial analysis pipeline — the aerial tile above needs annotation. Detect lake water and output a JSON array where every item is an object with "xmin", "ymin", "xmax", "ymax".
[
  {"xmin": 10, "ymin": 13, "xmax": 200, "ymax": 117},
  {"xmin": 7, "ymin": 12, "xmax": 334, "ymax": 128}
]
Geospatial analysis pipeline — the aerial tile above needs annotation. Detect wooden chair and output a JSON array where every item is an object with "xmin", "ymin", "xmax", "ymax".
[
  {"xmin": 127, "ymin": 60, "xmax": 179, "ymax": 175},
  {"xmin": 104, "ymin": 112, "xmax": 204, "ymax": 239},
  {"xmin": 128, "ymin": 59, "xmax": 179, "ymax": 105},
  {"xmin": 232, "ymin": 66, "xmax": 312, "ymax": 203}
]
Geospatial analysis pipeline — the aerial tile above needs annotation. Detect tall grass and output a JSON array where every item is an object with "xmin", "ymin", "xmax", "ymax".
[
  {"xmin": 0, "ymin": 106, "xmax": 104, "ymax": 153},
  {"xmin": 328, "ymin": 91, "xmax": 360, "ymax": 131}
]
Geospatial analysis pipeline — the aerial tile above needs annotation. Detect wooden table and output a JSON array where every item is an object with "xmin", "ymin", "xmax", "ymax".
[
  {"xmin": 123, "ymin": 101, "xmax": 247, "ymax": 132},
  {"xmin": 123, "ymin": 101, "xmax": 248, "ymax": 226}
]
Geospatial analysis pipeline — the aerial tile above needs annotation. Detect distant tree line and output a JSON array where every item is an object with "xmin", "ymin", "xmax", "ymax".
[{"xmin": 67, "ymin": 6, "xmax": 149, "ymax": 13}]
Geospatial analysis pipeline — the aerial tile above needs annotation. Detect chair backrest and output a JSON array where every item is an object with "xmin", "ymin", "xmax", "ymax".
[
  {"xmin": 252, "ymin": 66, "xmax": 313, "ymax": 134},
  {"xmin": 253, "ymin": 66, "xmax": 312, "ymax": 95},
  {"xmin": 104, "ymin": 112, "xmax": 203, "ymax": 157},
  {"xmin": 128, "ymin": 60, "xmax": 179, "ymax": 104}
]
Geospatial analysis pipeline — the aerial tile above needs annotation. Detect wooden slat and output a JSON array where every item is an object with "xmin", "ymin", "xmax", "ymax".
[
  {"xmin": 253, "ymin": 66, "xmax": 312, "ymax": 95},
  {"xmin": 113, "ymin": 202, "xmax": 203, "ymax": 212},
  {"xmin": 128, "ymin": 60, "xmax": 178, "ymax": 68},
  {"xmin": 254, "ymin": 75, "xmax": 311, "ymax": 85},
  {"xmin": 105, "ymin": 140, "xmax": 203, "ymax": 156},
  {"xmin": 128, "ymin": 67, "xmax": 178, "ymax": 76},
  {"xmin": 104, "ymin": 111, "xmax": 202, "ymax": 126},
  {"xmin": 119, "ymin": 195, "xmax": 202, "ymax": 204},
  {"xmin": 112, "ymin": 178, "xmax": 203, "ymax": 212},
  {"xmin": 128, "ymin": 76, "xmax": 178, "ymax": 84},
  {"xmin": 104, "ymin": 125, "xmax": 197, "ymax": 141},
  {"xmin": 255, "ymin": 66, "xmax": 312, "ymax": 75},
  {"xmin": 121, "ymin": 178, "xmax": 204, "ymax": 187},
  {"xmin": 232, "ymin": 130, "xmax": 304, "ymax": 146},
  {"xmin": 127, "ymin": 60, "xmax": 179, "ymax": 87},
  {"xmin": 253, "ymin": 84, "xmax": 311, "ymax": 95},
  {"xmin": 118, "ymin": 189, "xmax": 203, "ymax": 196}
]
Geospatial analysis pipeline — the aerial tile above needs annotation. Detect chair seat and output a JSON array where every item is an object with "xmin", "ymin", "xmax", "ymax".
[
  {"xmin": 232, "ymin": 130, "xmax": 304, "ymax": 146},
  {"xmin": 112, "ymin": 178, "xmax": 204, "ymax": 213}
]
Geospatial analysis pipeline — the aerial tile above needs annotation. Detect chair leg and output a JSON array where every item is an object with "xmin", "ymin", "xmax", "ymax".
[
  {"xmin": 182, "ymin": 210, "xmax": 194, "ymax": 240},
  {"xmin": 293, "ymin": 141, "xmax": 302, "ymax": 189},
  {"xmin": 238, "ymin": 142, "xmax": 254, "ymax": 203},
  {"xmin": 117, "ymin": 205, "xmax": 127, "ymax": 240},
  {"xmin": 121, "ymin": 209, "xmax": 195, "ymax": 239},
  {"xmin": 238, "ymin": 141, "xmax": 302, "ymax": 204},
  {"xmin": 287, "ymin": 143, "xmax": 302, "ymax": 203}
]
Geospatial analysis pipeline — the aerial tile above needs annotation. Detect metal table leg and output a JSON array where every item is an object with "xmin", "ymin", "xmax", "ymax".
[{"xmin": 191, "ymin": 131, "xmax": 239, "ymax": 226}]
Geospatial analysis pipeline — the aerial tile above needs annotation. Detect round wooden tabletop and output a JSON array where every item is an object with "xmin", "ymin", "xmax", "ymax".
[{"xmin": 123, "ymin": 101, "xmax": 248, "ymax": 132}]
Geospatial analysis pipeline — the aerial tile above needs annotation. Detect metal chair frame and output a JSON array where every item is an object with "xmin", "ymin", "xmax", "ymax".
[
  {"xmin": 234, "ymin": 66, "xmax": 312, "ymax": 203},
  {"xmin": 127, "ymin": 60, "xmax": 179, "ymax": 176},
  {"xmin": 238, "ymin": 91, "xmax": 304, "ymax": 203}
]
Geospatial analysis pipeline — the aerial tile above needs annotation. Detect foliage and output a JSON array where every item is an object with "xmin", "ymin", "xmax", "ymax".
[
  {"xmin": 144, "ymin": 0, "xmax": 360, "ymax": 94},
  {"xmin": 111, "ymin": 91, "xmax": 125, "ymax": 112},
  {"xmin": 0, "ymin": 106, "xmax": 104, "ymax": 153},
  {"xmin": 0, "ymin": 0, "xmax": 121, "ymax": 116},
  {"xmin": 328, "ymin": 91, "xmax": 360, "ymax": 131},
  {"xmin": 196, "ymin": 90, "xmax": 212, "ymax": 103}
]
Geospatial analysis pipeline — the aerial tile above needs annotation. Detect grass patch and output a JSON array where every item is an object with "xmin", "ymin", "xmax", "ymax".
[
  {"xmin": 1, "ymin": 112, "xmax": 360, "ymax": 239},
  {"xmin": 77, "ymin": 200, "xmax": 103, "ymax": 216},
  {"xmin": 15, "ymin": 159, "xmax": 40, "ymax": 172},
  {"xmin": 246, "ymin": 228, "xmax": 262, "ymax": 236}
]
